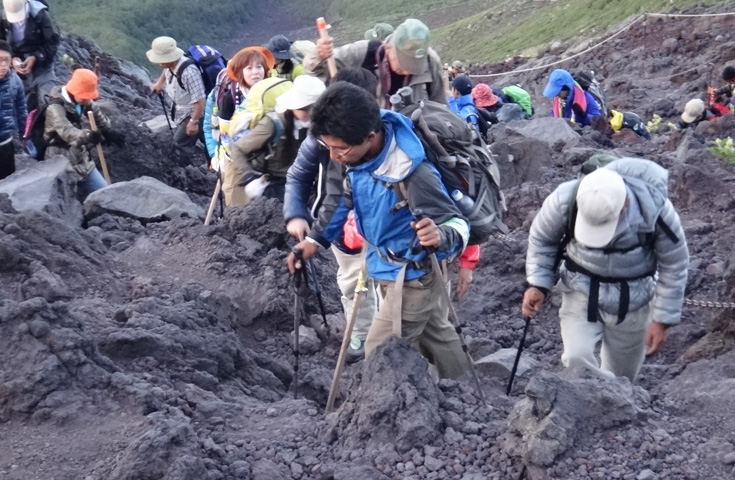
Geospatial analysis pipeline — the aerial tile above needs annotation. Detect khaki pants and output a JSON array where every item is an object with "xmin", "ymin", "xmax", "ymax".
[
  {"xmin": 559, "ymin": 288, "xmax": 652, "ymax": 382},
  {"xmin": 365, "ymin": 270, "xmax": 469, "ymax": 379},
  {"xmin": 331, "ymin": 246, "xmax": 376, "ymax": 341},
  {"xmin": 221, "ymin": 158, "xmax": 249, "ymax": 207}
]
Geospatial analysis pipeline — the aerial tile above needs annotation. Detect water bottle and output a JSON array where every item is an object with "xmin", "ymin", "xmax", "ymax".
[{"xmin": 451, "ymin": 190, "xmax": 475, "ymax": 216}]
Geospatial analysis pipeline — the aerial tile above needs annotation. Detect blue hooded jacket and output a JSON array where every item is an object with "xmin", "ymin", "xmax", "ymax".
[
  {"xmin": 449, "ymin": 93, "xmax": 479, "ymax": 129},
  {"xmin": 319, "ymin": 110, "xmax": 468, "ymax": 281},
  {"xmin": 543, "ymin": 69, "xmax": 602, "ymax": 126}
]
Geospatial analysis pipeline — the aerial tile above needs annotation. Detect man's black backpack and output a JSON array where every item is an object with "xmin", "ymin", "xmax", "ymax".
[
  {"xmin": 400, "ymin": 100, "xmax": 508, "ymax": 244},
  {"xmin": 574, "ymin": 70, "xmax": 608, "ymax": 118},
  {"xmin": 554, "ymin": 154, "xmax": 679, "ymax": 271}
]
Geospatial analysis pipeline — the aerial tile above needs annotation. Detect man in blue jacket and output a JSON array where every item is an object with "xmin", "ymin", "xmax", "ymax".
[
  {"xmin": 543, "ymin": 68, "xmax": 602, "ymax": 126},
  {"xmin": 449, "ymin": 74, "xmax": 479, "ymax": 131},
  {"xmin": 286, "ymin": 82, "xmax": 470, "ymax": 379}
]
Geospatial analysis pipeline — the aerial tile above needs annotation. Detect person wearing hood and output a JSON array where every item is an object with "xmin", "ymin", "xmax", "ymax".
[
  {"xmin": 287, "ymin": 82, "xmax": 470, "ymax": 379},
  {"xmin": 543, "ymin": 68, "xmax": 602, "ymax": 126},
  {"xmin": 449, "ymin": 74, "xmax": 479, "ymax": 130},
  {"xmin": 44, "ymin": 69, "xmax": 125, "ymax": 195},
  {"xmin": 522, "ymin": 158, "xmax": 688, "ymax": 382},
  {"xmin": 305, "ymin": 18, "xmax": 446, "ymax": 108},
  {"xmin": 264, "ymin": 34, "xmax": 305, "ymax": 81},
  {"xmin": 1, "ymin": 0, "xmax": 59, "ymax": 110}
]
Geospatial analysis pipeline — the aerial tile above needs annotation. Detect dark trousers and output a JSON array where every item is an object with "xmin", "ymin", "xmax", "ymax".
[{"xmin": 0, "ymin": 140, "xmax": 15, "ymax": 181}]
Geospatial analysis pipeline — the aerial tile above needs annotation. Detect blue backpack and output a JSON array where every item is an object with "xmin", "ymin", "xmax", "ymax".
[{"xmin": 174, "ymin": 45, "xmax": 226, "ymax": 95}]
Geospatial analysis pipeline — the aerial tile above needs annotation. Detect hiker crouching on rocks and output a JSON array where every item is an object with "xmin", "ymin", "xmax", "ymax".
[
  {"xmin": 676, "ymin": 98, "xmax": 713, "ymax": 130},
  {"xmin": 1, "ymin": 0, "xmax": 58, "ymax": 110},
  {"xmin": 0, "ymin": 39, "xmax": 26, "ymax": 180},
  {"xmin": 204, "ymin": 46, "xmax": 274, "ymax": 206},
  {"xmin": 284, "ymin": 68, "xmax": 380, "ymax": 364},
  {"xmin": 148, "ymin": 36, "xmax": 206, "ymax": 153},
  {"xmin": 543, "ymin": 68, "xmax": 602, "ymax": 126},
  {"xmin": 305, "ymin": 18, "xmax": 446, "ymax": 108},
  {"xmin": 44, "ymin": 69, "xmax": 124, "ymax": 194},
  {"xmin": 287, "ymin": 82, "xmax": 470, "ymax": 379},
  {"xmin": 522, "ymin": 158, "xmax": 688, "ymax": 382}
]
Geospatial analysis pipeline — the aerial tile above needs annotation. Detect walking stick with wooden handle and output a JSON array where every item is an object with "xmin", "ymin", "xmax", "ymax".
[
  {"xmin": 204, "ymin": 179, "xmax": 221, "ymax": 226},
  {"xmin": 86, "ymin": 111, "xmax": 111, "ymax": 185},
  {"xmin": 316, "ymin": 17, "xmax": 338, "ymax": 79},
  {"xmin": 326, "ymin": 266, "xmax": 368, "ymax": 412}
]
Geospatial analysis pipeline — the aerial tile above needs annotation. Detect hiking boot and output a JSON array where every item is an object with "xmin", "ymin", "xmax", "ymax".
[{"xmin": 346, "ymin": 337, "xmax": 365, "ymax": 364}]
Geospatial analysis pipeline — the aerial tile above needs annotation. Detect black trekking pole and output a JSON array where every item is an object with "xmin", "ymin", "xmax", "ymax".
[
  {"xmin": 158, "ymin": 93, "xmax": 173, "ymax": 133},
  {"xmin": 292, "ymin": 248, "xmax": 308, "ymax": 399},
  {"xmin": 306, "ymin": 259, "xmax": 330, "ymax": 332},
  {"xmin": 412, "ymin": 209, "xmax": 487, "ymax": 406},
  {"xmin": 506, "ymin": 316, "xmax": 531, "ymax": 396}
]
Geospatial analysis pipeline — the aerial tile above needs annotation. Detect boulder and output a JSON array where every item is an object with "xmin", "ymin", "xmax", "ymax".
[
  {"xmin": 489, "ymin": 137, "xmax": 549, "ymax": 189},
  {"xmin": 503, "ymin": 369, "xmax": 650, "ymax": 477},
  {"xmin": 84, "ymin": 176, "xmax": 204, "ymax": 222},
  {"xmin": 475, "ymin": 347, "xmax": 539, "ymax": 379},
  {"xmin": 0, "ymin": 156, "xmax": 83, "ymax": 225},
  {"xmin": 140, "ymin": 114, "xmax": 172, "ymax": 135},
  {"xmin": 505, "ymin": 117, "xmax": 580, "ymax": 149},
  {"xmin": 322, "ymin": 338, "xmax": 442, "ymax": 455}
]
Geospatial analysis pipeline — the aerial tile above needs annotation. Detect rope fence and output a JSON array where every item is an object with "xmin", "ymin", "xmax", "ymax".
[{"xmin": 468, "ymin": 10, "xmax": 735, "ymax": 80}]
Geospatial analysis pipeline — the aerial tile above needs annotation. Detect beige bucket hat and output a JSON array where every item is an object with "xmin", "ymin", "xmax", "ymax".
[{"xmin": 146, "ymin": 36, "xmax": 185, "ymax": 64}]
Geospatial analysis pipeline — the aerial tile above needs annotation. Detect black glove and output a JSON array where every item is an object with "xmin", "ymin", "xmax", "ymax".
[
  {"xmin": 103, "ymin": 130, "xmax": 126, "ymax": 147},
  {"xmin": 85, "ymin": 129, "xmax": 103, "ymax": 146}
]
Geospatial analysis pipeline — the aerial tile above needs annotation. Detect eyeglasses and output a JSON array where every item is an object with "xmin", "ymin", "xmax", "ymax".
[{"xmin": 317, "ymin": 137, "xmax": 355, "ymax": 158}]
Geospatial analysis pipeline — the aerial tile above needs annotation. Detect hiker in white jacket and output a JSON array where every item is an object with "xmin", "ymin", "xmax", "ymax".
[{"xmin": 522, "ymin": 158, "xmax": 689, "ymax": 381}]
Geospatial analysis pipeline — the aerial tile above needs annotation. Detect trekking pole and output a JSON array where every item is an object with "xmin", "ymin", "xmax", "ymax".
[
  {"xmin": 326, "ymin": 263, "xmax": 368, "ymax": 413},
  {"xmin": 413, "ymin": 209, "xmax": 487, "ymax": 406},
  {"xmin": 87, "ymin": 111, "xmax": 111, "ymax": 185},
  {"xmin": 204, "ymin": 179, "xmax": 222, "ymax": 226},
  {"xmin": 506, "ymin": 316, "xmax": 531, "ymax": 396},
  {"xmin": 316, "ymin": 17, "xmax": 338, "ymax": 79},
  {"xmin": 306, "ymin": 259, "xmax": 330, "ymax": 332},
  {"xmin": 158, "ymin": 93, "xmax": 173, "ymax": 132},
  {"xmin": 292, "ymin": 248, "xmax": 309, "ymax": 400}
]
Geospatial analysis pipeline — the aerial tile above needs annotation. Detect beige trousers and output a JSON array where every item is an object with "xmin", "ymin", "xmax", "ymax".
[
  {"xmin": 365, "ymin": 270, "xmax": 469, "ymax": 379},
  {"xmin": 331, "ymin": 246, "xmax": 377, "ymax": 341},
  {"xmin": 559, "ymin": 287, "xmax": 652, "ymax": 382}
]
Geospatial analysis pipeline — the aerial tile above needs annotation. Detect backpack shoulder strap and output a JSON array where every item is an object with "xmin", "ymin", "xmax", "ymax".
[{"xmin": 173, "ymin": 58, "xmax": 196, "ymax": 90}]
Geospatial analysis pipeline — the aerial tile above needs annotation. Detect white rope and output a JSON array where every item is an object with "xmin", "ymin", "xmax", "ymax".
[{"xmin": 468, "ymin": 10, "xmax": 735, "ymax": 80}]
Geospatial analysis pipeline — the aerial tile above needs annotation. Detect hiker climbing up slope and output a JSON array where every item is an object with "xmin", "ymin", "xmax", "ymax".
[
  {"xmin": 305, "ymin": 18, "xmax": 446, "ymax": 108},
  {"xmin": 287, "ymin": 82, "xmax": 470, "ymax": 379},
  {"xmin": 522, "ymin": 157, "xmax": 688, "ymax": 382},
  {"xmin": 449, "ymin": 74, "xmax": 479, "ymax": 131},
  {"xmin": 543, "ymin": 68, "xmax": 602, "ymax": 126},
  {"xmin": 44, "ymin": 68, "xmax": 124, "ymax": 195},
  {"xmin": 265, "ymin": 34, "xmax": 306, "ymax": 81},
  {"xmin": 148, "ymin": 36, "xmax": 206, "ymax": 154}
]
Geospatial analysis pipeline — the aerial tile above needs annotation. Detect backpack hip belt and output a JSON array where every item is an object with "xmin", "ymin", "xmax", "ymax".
[{"xmin": 564, "ymin": 257, "xmax": 655, "ymax": 325}]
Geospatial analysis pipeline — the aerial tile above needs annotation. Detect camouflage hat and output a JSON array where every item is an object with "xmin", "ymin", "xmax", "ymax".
[
  {"xmin": 364, "ymin": 23, "xmax": 394, "ymax": 41},
  {"xmin": 388, "ymin": 19, "xmax": 430, "ymax": 76}
]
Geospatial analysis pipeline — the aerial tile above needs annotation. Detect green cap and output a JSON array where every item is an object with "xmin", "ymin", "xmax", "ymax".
[
  {"xmin": 364, "ymin": 23, "xmax": 394, "ymax": 41},
  {"xmin": 389, "ymin": 19, "xmax": 430, "ymax": 76}
]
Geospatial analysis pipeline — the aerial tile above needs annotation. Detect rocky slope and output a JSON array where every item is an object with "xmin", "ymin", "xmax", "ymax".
[{"xmin": 1, "ymin": 3, "xmax": 735, "ymax": 480}]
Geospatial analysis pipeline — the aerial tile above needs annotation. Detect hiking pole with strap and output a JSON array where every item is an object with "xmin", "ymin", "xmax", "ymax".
[
  {"xmin": 412, "ymin": 209, "xmax": 487, "ymax": 406},
  {"xmin": 306, "ymin": 259, "xmax": 330, "ymax": 332},
  {"xmin": 506, "ymin": 316, "xmax": 531, "ymax": 396},
  {"xmin": 87, "ymin": 111, "xmax": 111, "ymax": 185},
  {"xmin": 326, "ymin": 258, "xmax": 368, "ymax": 412}
]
